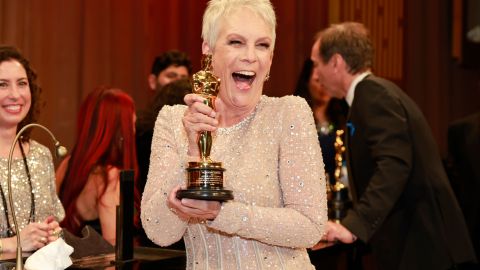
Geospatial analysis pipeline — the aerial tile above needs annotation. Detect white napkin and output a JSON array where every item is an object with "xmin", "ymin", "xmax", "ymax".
[{"xmin": 24, "ymin": 238, "xmax": 74, "ymax": 270}]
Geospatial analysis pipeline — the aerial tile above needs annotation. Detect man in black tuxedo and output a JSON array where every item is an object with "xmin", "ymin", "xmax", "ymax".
[
  {"xmin": 311, "ymin": 22, "xmax": 476, "ymax": 270},
  {"xmin": 447, "ymin": 112, "xmax": 480, "ymax": 261}
]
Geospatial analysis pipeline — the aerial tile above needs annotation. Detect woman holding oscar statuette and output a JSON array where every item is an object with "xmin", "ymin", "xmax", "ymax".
[{"xmin": 141, "ymin": 0, "xmax": 327, "ymax": 269}]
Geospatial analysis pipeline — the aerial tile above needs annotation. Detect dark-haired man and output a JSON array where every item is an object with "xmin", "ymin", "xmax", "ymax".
[
  {"xmin": 136, "ymin": 50, "xmax": 192, "ymax": 249},
  {"xmin": 148, "ymin": 50, "xmax": 192, "ymax": 92},
  {"xmin": 312, "ymin": 22, "xmax": 476, "ymax": 270}
]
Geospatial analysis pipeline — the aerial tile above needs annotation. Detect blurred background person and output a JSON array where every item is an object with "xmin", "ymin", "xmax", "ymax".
[
  {"xmin": 56, "ymin": 87, "xmax": 139, "ymax": 246},
  {"xmin": 0, "ymin": 45, "xmax": 63, "ymax": 252},
  {"xmin": 141, "ymin": 0, "xmax": 327, "ymax": 269},
  {"xmin": 136, "ymin": 78, "xmax": 192, "ymax": 194},
  {"xmin": 294, "ymin": 58, "xmax": 349, "ymax": 183},
  {"xmin": 447, "ymin": 111, "xmax": 480, "ymax": 264},
  {"xmin": 314, "ymin": 22, "xmax": 476, "ymax": 270},
  {"xmin": 135, "ymin": 79, "xmax": 191, "ymax": 249},
  {"xmin": 147, "ymin": 50, "xmax": 192, "ymax": 94},
  {"xmin": 139, "ymin": 50, "xmax": 193, "ymax": 192}
]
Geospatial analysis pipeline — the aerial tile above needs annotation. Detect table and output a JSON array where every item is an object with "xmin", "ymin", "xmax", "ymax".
[{"xmin": 0, "ymin": 247, "xmax": 186, "ymax": 270}]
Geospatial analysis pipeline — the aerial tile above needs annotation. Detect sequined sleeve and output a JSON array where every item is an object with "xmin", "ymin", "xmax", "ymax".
[
  {"xmin": 141, "ymin": 105, "xmax": 188, "ymax": 246},
  {"xmin": 31, "ymin": 141, "xmax": 65, "ymax": 222},
  {"xmin": 207, "ymin": 96, "xmax": 328, "ymax": 248},
  {"xmin": 45, "ymin": 148, "xmax": 65, "ymax": 222}
]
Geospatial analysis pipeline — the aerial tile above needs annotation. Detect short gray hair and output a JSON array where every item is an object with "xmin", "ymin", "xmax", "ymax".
[{"xmin": 202, "ymin": 0, "xmax": 277, "ymax": 50}]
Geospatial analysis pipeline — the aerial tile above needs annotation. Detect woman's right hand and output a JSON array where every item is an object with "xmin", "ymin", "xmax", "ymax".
[
  {"xmin": 17, "ymin": 221, "xmax": 51, "ymax": 252},
  {"xmin": 182, "ymin": 93, "xmax": 218, "ymax": 156}
]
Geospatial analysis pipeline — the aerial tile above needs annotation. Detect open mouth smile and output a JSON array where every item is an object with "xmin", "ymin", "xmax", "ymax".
[{"xmin": 232, "ymin": 71, "xmax": 256, "ymax": 90}]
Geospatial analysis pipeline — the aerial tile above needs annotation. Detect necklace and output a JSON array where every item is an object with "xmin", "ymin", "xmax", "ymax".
[
  {"xmin": 0, "ymin": 141, "xmax": 35, "ymax": 236},
  {"xmin": 216, "ymin": 96, "xmax": 262, "ymax": 136}
]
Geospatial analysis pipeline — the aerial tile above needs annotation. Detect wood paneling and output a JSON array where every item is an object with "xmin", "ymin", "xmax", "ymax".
[
  {"xmin": 339, "ymin": 0, "xmax": 404, "ymax": 83},
  {"xmin": 0, "ymin": 1, "xmax": 328, "ymax": 150},
  {"xmin": 1, "ymin": 0, "xmax": 475, "ymax": 155}
]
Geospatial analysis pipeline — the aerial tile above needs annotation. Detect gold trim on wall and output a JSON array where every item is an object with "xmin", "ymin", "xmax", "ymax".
[
  {"xmin": 451, "ymin": 0, "xmax": 463, "ymax": 60},
  {"xmin": 328, "ymin": 0, "xmax": 341, "ymax": 24}
]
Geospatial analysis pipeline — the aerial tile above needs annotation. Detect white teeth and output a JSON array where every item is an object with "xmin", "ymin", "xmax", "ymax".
[
  {"xmin": 235, "ymin": 71, "xmax": 255, "ymax": 76},
  {"xmin": 4, "ymin": 105, "xmax": 21, "ymax": 111}
]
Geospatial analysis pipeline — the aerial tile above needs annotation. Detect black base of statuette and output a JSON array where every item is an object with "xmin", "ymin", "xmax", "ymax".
[{"xmin": 176, "ymin": 188, "xmax": 233, "ymax": 201}]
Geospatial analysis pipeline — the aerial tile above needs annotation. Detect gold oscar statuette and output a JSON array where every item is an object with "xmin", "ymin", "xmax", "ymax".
[
  {"xmin": 328, "ymin": 129, "xmax": 351, "ymax": 222},
  {"xmin": 176, "ymin": 54, "xmax": 233, "ymax": 201}
]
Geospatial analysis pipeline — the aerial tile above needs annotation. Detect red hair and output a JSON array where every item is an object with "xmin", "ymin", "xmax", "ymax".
[{"xmin": 59, "ymin": 86, "xmax": 140, "ymax": 235}]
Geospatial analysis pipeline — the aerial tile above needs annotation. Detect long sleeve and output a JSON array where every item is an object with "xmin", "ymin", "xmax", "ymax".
[
  {"xmin": 45, "ymin": 150, "xmax": 65, "ymax": 222},
  {"xmin": 141, "ymin": 105, "xmax": 189, "ymax": 246},
  {"xmin": 207, "ymin": 96, "xmax": 327, "ymax": 248},
  {"xmin": 342, "ymin": 81, "xmax": 412, "ymax": 242},
  {"xmin": 141, "ymin": 97, "xmax": 326, "ymax": 269},
  {"xmin": 4, "ymin": 140, "xmax": 66, "ymax": 229}
]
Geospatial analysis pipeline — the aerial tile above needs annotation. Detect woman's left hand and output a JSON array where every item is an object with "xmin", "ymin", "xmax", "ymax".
[
  {"xmin": 167, "ymin": 185, "xmax": 222, "ymax": 221},
  {"xmin": 44, "ymin": 216, "xmax": 62, "ymax": 243}
]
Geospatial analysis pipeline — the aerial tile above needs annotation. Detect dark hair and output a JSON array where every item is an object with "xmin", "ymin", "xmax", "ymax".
[
  {"xmin": 60, "ymin": 86, "xmax": 139, "ymax": 235},
  {"xmin": 317, "ymin": 22, "xmax": 373, "ymax": 74},
  {"xmin": 151, "ymin": 50, "xmax": 193, "ymax": 76},
  {"xmin": 0, "ymin": 45, "xmax": 42, "ymax": 142},
  {"xmin": 294, "ymin": 59, "xmax": 315, "ymax": 109},
  {"xmin": 137, "ymin": 78, "xmax": 192, "ymax": 136},
  {"xmin": 294, "ymin": 58, "xmax": 349, "ymax": 130}
]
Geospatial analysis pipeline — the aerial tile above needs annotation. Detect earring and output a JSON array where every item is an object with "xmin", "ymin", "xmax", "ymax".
[{"xmin": 264, "ymin": 73, "xmax": 270, "ymax": 82}]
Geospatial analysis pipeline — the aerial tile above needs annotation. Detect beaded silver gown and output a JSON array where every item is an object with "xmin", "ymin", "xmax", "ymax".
[
  {"xmin": 142, "ymin": 96, "xmax": 327, "ymax": 270},
  {"xmin": 0, "ymin": 140, "xmax": 65, "ymax": 237}
]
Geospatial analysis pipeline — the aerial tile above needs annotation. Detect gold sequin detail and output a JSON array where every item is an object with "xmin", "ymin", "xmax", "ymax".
[
  {"xmin": 142, "ymin": 96, "xmax": 327, "ymax": 269},
  {"xmin": 0, "ymin": 140, "xmax": 65, "ymax": 236}
]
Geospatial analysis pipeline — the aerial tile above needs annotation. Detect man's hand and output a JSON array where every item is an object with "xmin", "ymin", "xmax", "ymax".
[{"xmin": 323, "ymin": 220, "xmax": 357, "ymax": 244}]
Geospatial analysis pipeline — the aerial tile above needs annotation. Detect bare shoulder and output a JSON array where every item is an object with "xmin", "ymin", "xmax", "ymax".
[
  {"xmin": 106, "ymin": 166, "xmax": 120, "ymax": 183},
  {"xmin": 55, "ymin": 155, "xmax": 71, "ymax": 192},
  {"xmin": 99, "ymin": 166, "xmax": 120, "ymax": 205}
]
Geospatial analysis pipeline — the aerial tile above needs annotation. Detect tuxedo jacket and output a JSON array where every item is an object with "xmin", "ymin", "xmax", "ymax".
[
  {"xmin": 447, "ymin": 112, "xmax": 480, "ymax": 260},
  {"xmin": 341, "ymin": 75, "xmax": 476, "ymax": 270}
]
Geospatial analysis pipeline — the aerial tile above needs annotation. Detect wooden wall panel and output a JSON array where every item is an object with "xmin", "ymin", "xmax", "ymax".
[
  {"xmin": 2, "ymin": 0, "xmax": 469, "ymax": 155},
  {"xmin": 339, "ymin": 0, "xmax": 404, "ymax": 83},
  {"xmin": 0, "ymin": 1, "xmax": 329, "ymax": 150}
]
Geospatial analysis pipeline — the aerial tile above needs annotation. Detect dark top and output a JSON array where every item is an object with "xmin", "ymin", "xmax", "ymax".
[
  {"xmin": 447, "ymin": 112, "xmax": 480, "ymax": 261},
  {"xmin": 318, "ymin": 131, "xmax": 336, "ymax": 183},
  {"xmin": 136, "ymin": 129, "xmax": 153, "ymax": 194},
  {"xmin": 342, "ymin": 75, "xmax": 476, "ymax": 270}
]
